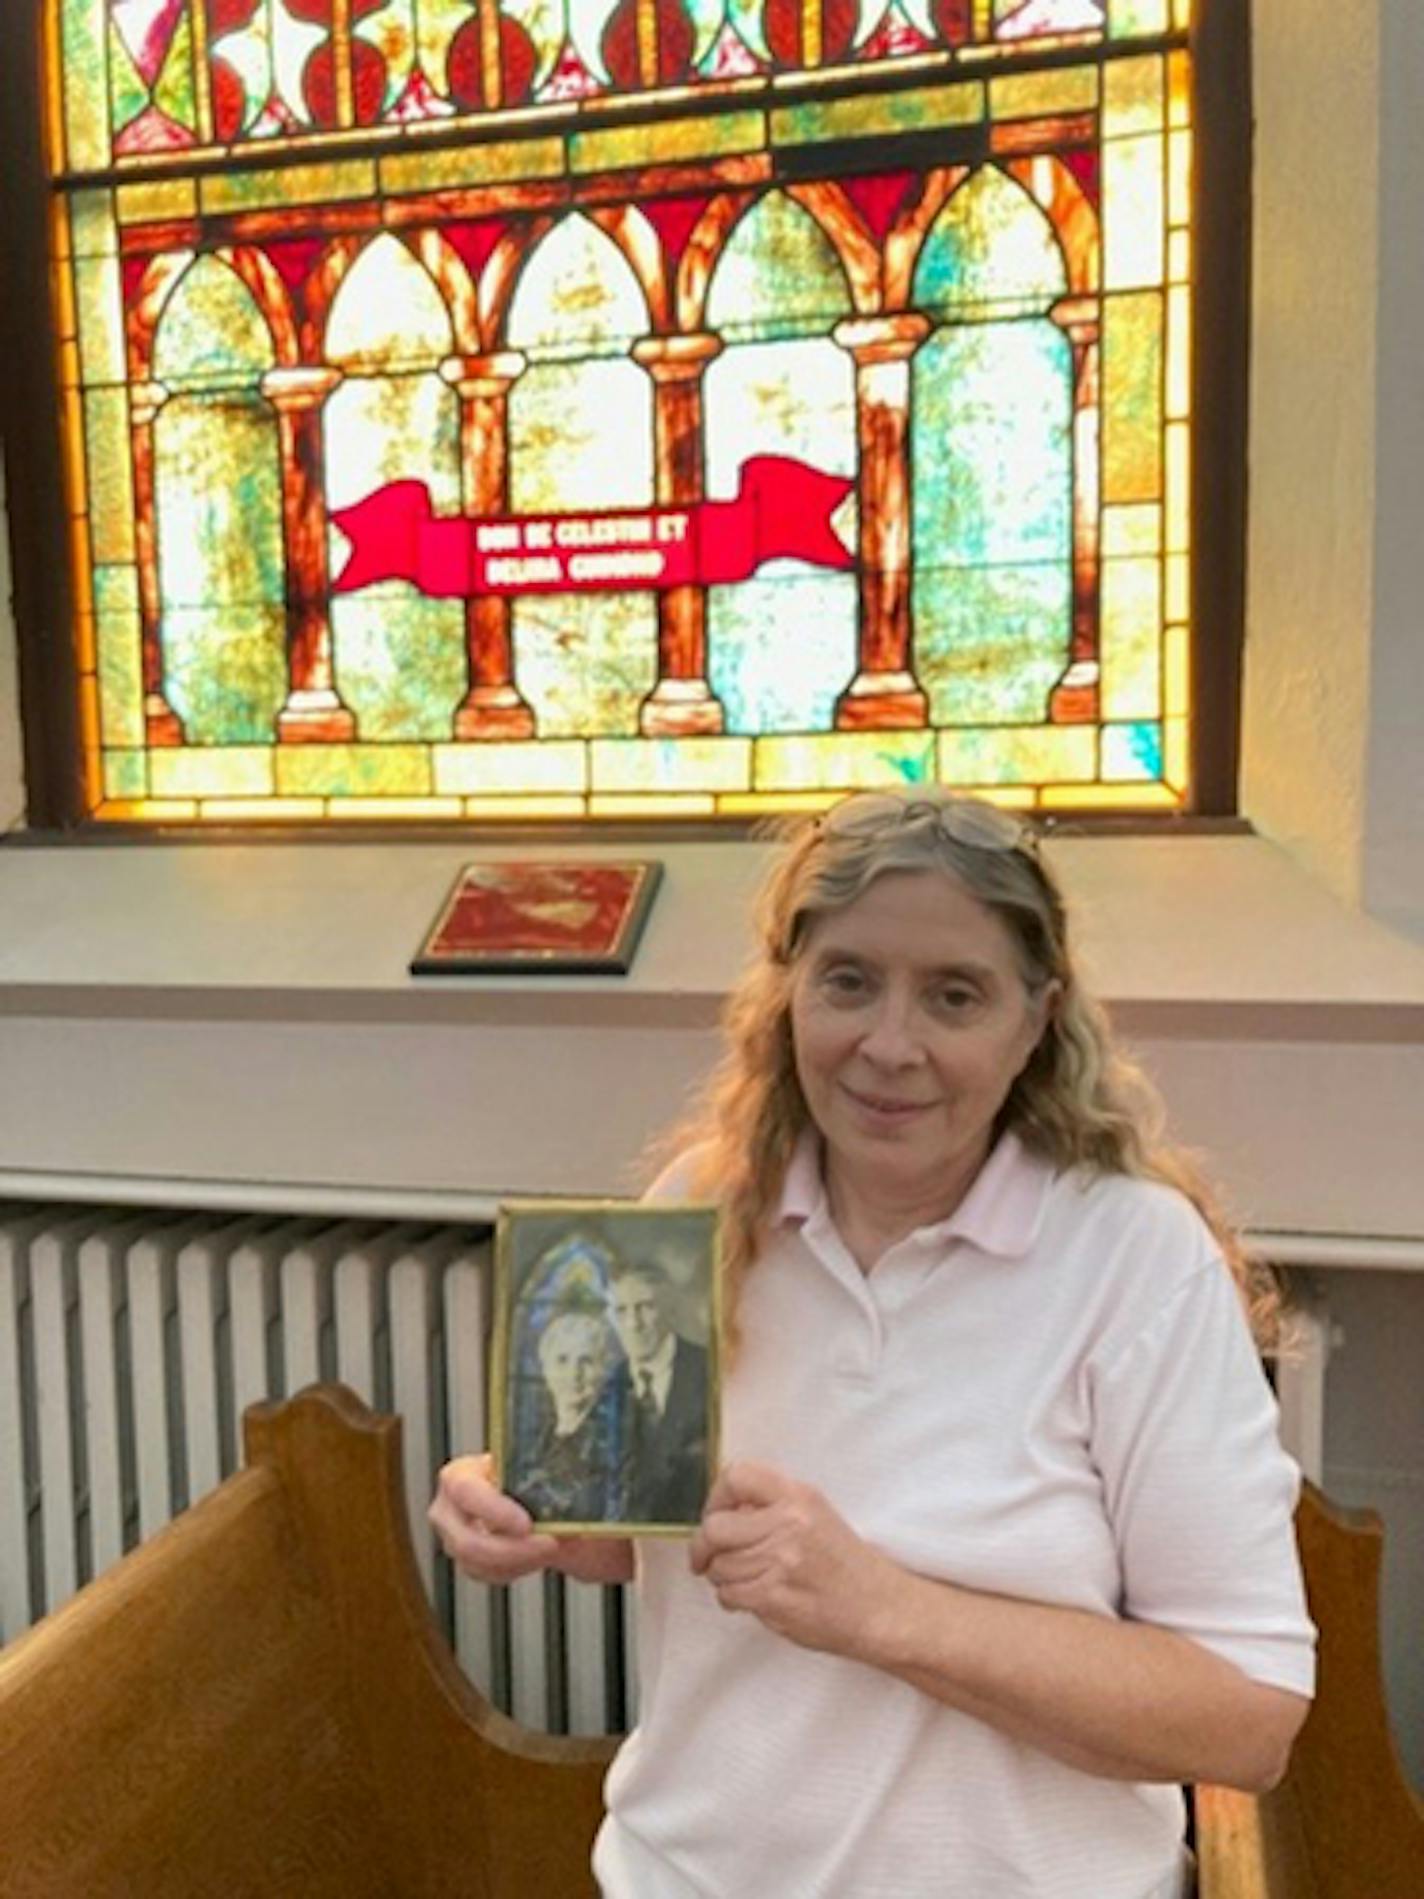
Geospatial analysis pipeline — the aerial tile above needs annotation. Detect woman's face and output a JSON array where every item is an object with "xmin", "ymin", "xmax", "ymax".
[
  {"xmin": 789, "ymin": 869, "xmax": 1053, "ymax": 1218},
  {"xmin": 538, "ymin": 1316, "xmax": 607, "ymax": 1430}
]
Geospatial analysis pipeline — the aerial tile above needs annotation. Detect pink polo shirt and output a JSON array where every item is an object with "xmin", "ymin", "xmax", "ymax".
[{"xmin": 594, "ymin": 1132, "xmax": 1315, "ymax": 1899}]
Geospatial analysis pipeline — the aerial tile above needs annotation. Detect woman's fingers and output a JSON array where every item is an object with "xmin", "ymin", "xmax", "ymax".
[{"xmin": 430, "ymin": 1452, "xmax": 558, "ymax": 1582}]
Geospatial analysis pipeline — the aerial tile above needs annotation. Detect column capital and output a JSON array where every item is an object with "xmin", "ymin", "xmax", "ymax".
[
  {"xmin": 440, "ymin": 350, "xmax": 527, "ymax": 399},
  {"xmin": 129, "ymin": 380, "xmax": 169, "ymax": 428},
  {"xmin": 1049, "ymin": 295, "xmax": 1100, "ymax": 345},
  {"xmin": 260, "ymin": 364, "xmax": 344, "ymax": 412},
  {"xmin": 630, "ymin": 332, "xmax": 724, "ymax": 381},
  {"xmin": 832, "ymin": 312, "xmax": 932, "ymax": 364}
]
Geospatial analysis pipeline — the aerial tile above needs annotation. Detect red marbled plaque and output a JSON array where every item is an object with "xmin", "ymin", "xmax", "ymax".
[{"xmin": 411, "ymin": 860, "xmax": 662, "ymax": 974}]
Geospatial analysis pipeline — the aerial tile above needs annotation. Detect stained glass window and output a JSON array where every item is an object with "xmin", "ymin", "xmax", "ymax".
[{"xmin": 48, "ymin": 0, "xmax": 1201, "ymax": 822}]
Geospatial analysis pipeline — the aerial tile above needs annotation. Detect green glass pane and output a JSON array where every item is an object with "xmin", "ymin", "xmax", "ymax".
[
  {"xmin": 1109, "ymin": 0, "xmax": 1168, "ymax": 35},
  {"xmin": 938, "ymin": 724, "xmax": 1097, "ymax": 787},
  {"xmin": 155, "ymin": 394, "xmax": 287, "ymax": 743},
  {"xmin": 152, "ymin": 256, "xmax": 278, "ymax": 391},
  {"xmin": 96, "ymin": 596, "xmax": 144, "ymax": 748},
  {"xmin": 709, "ymin": 570, "xmax": 858, "ymax": 735},
  {"xmin": 513, "ymin": 592, "xmax": 659, "ymax": 737},
  {"xmin": 704, "ymin": 335, "xmax": 857, "ymax": 733},
  {"xmin": 705, "ymin": 191, "xmax": 854, "ymax": 342},
  {"xmin": 325, "ymin": 370, "xmax": 466, "ymax": 738},
  {"xmin": 507, "ymin": 355, "xmax": 657, "ymax": 736},
  {"xmin": 331, "ymin": 596, "xmax": 468, "ymax": 740},
  {"xmin": 772, "ymin": 83, "xmax": 983, "ymax": 149},
  {"xmin": 62, "ymin": 0, "xmax": 112, "ymax": 170},
  {"xmin": 912, "ymin": 166, "xmax": 1069, "ymax": 323},
  {"xmin": 84, "ymin": 386, "xmax": 137, "ymax": 563},
  {"xmin": 912, "ymin": 319, "xmax": 1073, "ymax": 723},
  {"xmin": 75, "ymin": 254, "xmax": 127, "ymax": 387},
  {"xmin": 325, "ymin": 234, "xmax": 455, "ymax": 371},
  {"xmin": 505, "ymin": 214, "xmax": 651, "ymax": 361},
  {"xmin": 1102, "ymin": 290, "xmax": 1163, "ymax": 502},
  {"xmin": 591, "ymin": 736, "xmax": 752, "ymax": 794},
  {"xmin": 573, "ymin": 112, "xmax": 765, "ymax": 174},
  {"xmin": 1099, "ymin": 554, "xmax": 1161, "ymax": 717},
  {"xmin": 275, "ymin": 746, "xmax": 433, "ymax": 797},
  {"xmin": 107, "ymin": 20, "xmax": 151, "ymax": 133},
  {"xmin": 103, "ymin": 749, "xmax": 148, "ymax": 801},
  {"xmin": 755, "ymin": 730, "xmax": 936, "ymax": 792},
  {"xmin": 68, "ymin": 190, "xmax": 119, "ymax": 262},
  {"xmin": 152, "ymin": 7, "xmax": 198, "ymax": 130}
]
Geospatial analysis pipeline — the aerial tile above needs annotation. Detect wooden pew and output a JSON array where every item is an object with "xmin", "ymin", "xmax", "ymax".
[
  {"xmin": 1, "ymin": 1385, "xmax": 1418, "ymax": 1897},
  {"xmin": 0, "ymin": 1384, "xmax": 613, "ymax": 1898},
  {"xmin": 1196, "ymin": 1485, "xmax": 1424, "ymax": 1898}
]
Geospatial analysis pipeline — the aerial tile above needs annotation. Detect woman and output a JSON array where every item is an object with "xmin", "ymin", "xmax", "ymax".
[
  {"xmin": 430, "ymin": 791, "xmax": 1315, "ymax": 1899},
  {"xmin": 506, "ymin": 1306, "xmax": 623, "ymax": 1524}
]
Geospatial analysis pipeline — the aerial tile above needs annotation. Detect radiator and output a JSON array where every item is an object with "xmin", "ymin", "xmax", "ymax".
[
  {"xmin": 0, "ymin": 1200, "xmax": 635, "ymax": 1738},
  {"xmin": 2, "ymin": 1194, "xmax": 1371, "ymax": 1739}
]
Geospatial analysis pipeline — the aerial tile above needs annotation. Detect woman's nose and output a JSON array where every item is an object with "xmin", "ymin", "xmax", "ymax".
[{"xmin": 859, "ymin": 992, "xmax": 923, "ymax": 1064}]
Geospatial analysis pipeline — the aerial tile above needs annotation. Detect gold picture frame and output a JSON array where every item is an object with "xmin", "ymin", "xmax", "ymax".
[{"xmin": 491, "ymin": 1199, "xmax": 721, "ymax": 1536}]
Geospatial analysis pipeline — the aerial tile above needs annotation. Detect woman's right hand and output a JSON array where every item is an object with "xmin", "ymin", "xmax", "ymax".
[{"xmin": 429, "ymin": 1454, "xmax": 634, "ymax": 1585}]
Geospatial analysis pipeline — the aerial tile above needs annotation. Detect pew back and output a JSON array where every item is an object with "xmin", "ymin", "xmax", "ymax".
[{"xmin": 0, "ymin": 1385, "xmax": 612, "ymax": 1899}]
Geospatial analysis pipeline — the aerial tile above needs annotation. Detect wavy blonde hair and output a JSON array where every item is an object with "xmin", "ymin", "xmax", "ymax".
[{"xmin": 656, "ymin": 791, "xmax": 1280, "ymax": 1352}]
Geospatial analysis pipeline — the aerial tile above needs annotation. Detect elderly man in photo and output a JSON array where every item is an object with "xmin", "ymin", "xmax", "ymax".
[{"xmin": 607, "ymin": 1259, "xmax": 709, "ymax": 1524}]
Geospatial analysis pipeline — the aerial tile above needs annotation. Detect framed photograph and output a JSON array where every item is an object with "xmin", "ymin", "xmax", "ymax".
[
  {"xmin": 410, "ymin": 859, "xmax": 662, "ymax": 975},
  {"xmin": 492, "ymin": 1200, "xmax": 721, "ymax": 1535}
]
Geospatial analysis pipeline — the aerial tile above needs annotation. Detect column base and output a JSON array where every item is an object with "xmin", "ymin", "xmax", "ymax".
[
  {"xmin": 1048, "ymin": 660, "xmax": 1099, "ymax": 725},
  {"xmin": 454, "ymin": 686, "xmax": 536, "ymax": 741},
  {"xmin": 144, "ymin": 693, "xmax": 185, "ymax": 747},
  {"xmin": 639, "ymin": 678, "xmax": 725, "ymax": 738},
  {"xmin": 834, "ymin": 671, "xmax": 928, "ymax": 730},
  {"xmin": 276, "ymin": 689, "xmax": 357, "ymax": 743}
]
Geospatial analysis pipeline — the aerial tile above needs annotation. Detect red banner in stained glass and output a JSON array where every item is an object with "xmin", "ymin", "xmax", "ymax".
[{"xmin": 331, "ymin": 455, "xmax": 854, "ymax": 599}]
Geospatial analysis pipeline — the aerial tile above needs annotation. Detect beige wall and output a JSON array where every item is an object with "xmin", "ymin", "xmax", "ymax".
[{"xmin": 1243, "ymin": 0, "xmax": 1424, "ymax": 940}]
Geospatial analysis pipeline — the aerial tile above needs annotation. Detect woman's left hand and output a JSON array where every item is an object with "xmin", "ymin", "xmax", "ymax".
[{"xmin": 690, "ymin": 1462, "xmax": 901, "ymax": 1658}]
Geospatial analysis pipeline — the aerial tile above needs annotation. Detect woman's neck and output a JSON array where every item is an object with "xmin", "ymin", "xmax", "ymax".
[{"xmin": 824, "ymin": 1142, "xmax": 989, "ymax": 1273}]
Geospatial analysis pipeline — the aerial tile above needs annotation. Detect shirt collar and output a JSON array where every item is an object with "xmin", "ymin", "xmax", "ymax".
[{"xmin": 776, "ymin": 1124, "xmax": 1055, "ymax": 1261}]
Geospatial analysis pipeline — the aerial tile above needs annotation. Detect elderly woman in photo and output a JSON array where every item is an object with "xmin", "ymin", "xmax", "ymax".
[
  {"xmin": 431, "ymin": 789, "xmax": 1315, "ymax": 1899},
  {"xmin": 506, "ymin": 1306, "xmax": 622, "ymax": 1525}
]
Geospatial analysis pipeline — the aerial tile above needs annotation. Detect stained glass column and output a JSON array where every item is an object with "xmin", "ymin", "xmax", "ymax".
[
  {"xmin": 831, "ymin": 313, "xmax": 930, "ymax": 729},
  {"xmin": 630, "ymin": 332, "xmax": 726, "ymax": 738},
  {"xmin": 131, "ymin": 378, "xmax": 184, "ymax": 746},
  {"xmin": 1048, "ymin": 295, "xmax": 1101, "ymax": 723},
  {"xmin": 262, "ymin": 365, "xmax": 357, "ymax": 742},
  {"xmin": 443, "ymin": 349, "xmax": 536, "ymax": 739}
]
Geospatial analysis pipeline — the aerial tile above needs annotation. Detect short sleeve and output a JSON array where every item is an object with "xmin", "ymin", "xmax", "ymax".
[
  {"xmin": 642, "ymin": 1143, "xmax": 718, "ymax": 1205},
  {"xmin": 1090, "ymin": 1260, "xmax": 1317, "ymax": 1698}
]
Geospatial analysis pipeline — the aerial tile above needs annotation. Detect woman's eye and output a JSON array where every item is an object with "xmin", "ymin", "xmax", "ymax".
[
  {"xmin": 933, "ymin": 986, "xmax": 979, "ymax": 1013},
  {"xmin": 821, "ymin": 966, "xmax": 867, "ymax": 997}
]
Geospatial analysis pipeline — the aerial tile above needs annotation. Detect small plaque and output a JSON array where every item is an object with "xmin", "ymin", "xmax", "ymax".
[{"xmin": 410, "ymin": 859, "xmax": 662, "ymax": 975}]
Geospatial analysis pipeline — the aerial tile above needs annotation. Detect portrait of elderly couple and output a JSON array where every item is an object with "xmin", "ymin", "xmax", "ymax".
[{"xmin": 494, "ymin": 1207, "xmax": 719, "ymax": 1531}]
